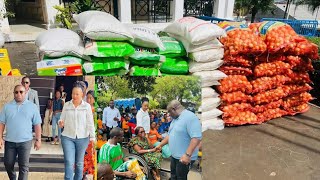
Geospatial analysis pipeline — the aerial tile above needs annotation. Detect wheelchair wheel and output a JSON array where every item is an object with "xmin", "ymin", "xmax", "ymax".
[{"xmin": 126, "ymin": 154, "xmax": 153, "ymax": 180}]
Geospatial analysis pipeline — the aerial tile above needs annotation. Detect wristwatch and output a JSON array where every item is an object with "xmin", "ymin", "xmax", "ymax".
[{"xmin": 185, "ymin": 153, "xmax": 191, "ymax": 158}]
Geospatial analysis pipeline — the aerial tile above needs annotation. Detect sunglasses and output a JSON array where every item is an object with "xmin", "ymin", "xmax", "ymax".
[
  {"xmin": 23, "ymin": 81, "xmax": 29, "ymax": 84},
  {"xmin": 14, "ymin": 91, "xmax": 24, "ymax": 94},
  {"xmin": 139, "ymin": 131, "xmax": 145, "ymax": 134}
]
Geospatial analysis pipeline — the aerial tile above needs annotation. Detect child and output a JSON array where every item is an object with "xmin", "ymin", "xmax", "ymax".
[
  {"xmin": 122, "ymin": 114, "xmax": 131, "ymax": 143},
  {"xmin": 59, "ymin": 84, "xmax": 67, "ymax": 103},
  {"xmin": 149, "ymin": 121, "xmax": 171, "ymax": 158},
  {"xmin": 97, "ymin": 116, "xmax": 107, "ymax": 141},
  {"xmin": 51, "ymin": 90, "xmax": 64, "ymax": 145},
  {"xmin": 128, "ymin": 115, "xmax": 137, "ymax": 137},
  {"xmin": 129, "ymin": 114, "xmax": 136, "ymax": 124},
  {"xmin": 148, "ymin": 121, "xmax": 162, "ymax": 146},
  {"xmin": 43, "ymin": 99, "xmax": 53, "ymax": 142}
]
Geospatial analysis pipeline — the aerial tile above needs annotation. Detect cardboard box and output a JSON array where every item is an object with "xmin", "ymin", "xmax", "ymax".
[{"xmin": 37, "ymin": 58, "xmax": 83, "ymax": 76}]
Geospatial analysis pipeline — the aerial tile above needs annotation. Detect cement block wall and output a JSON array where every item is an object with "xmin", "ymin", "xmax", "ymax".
[{"xmin": 0, "ymin": 77, "xmax": 22, "ymax": 110}]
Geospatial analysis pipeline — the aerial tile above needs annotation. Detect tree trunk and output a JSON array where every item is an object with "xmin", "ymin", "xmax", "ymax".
[{"xmin": 251, "ymin": 6, "xmax": 258, "ymax": 23}]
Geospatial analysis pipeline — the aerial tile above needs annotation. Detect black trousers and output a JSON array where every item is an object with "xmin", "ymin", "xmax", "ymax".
[
  {"xmin": 170, "ymin": 157, "xmax": 195, "ymax": 180},
  {"xmin": 4, "ymin": 140, "xmax": 32, "ymax": 180},
  {"xmin": 106, "ymin": 126, "xmax": 115, "ymax": 139}
]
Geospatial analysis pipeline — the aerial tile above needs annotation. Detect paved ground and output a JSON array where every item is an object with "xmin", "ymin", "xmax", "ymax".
[
  {"xmin": 0, "ymin": 160, "xmax": 200, "ymax": 180},
  {"xmin": 0, "ymin": 172, "xmax": 65, "ymax": 180},
  {"xmin": 0, "ymin": 139, "xmax": 201, "ymax": 179},
  {"xmin": 0, "ymin": 139, "xmax": 63, "ymax": 155},
  {"xmin": 4, "ymin": 42, "xmax": 38, "ymax": 75},
  {"xmin": 202, "ymin": 104, "xmax": 320, "ymax": 180}
]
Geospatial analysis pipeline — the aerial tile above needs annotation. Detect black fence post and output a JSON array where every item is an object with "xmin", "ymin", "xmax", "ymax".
[{"xmin": 113, "ymin": 0, "xmax": 118, "ymax": 19}]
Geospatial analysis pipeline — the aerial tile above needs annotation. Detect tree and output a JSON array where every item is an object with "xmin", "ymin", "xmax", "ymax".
[
  {"xmin": 96, "ymin": 76, "xmax": 136, "ymax": 108},
  {"xmin": 150, "ymin": 76, "xmax": 201, "ymax": 109},
  {"xmin": 294, "ymin": 0, "xmax": 320, "ymax": 13},
  {"xmin": 234, "ymin": 0, "xmax": 251, "ymax": 18},
  {"xmin": 125, "ymin": 76, "xmax": 156, "ymax": 96},
  {"xmin": 235, "ymin": 0, "xmax": 275, "ymax": 22},
  {"xmin": 149, "ymin": 98, "xmax": 160, "ymax": 110},
  {"xmin": 3, "ymin": 0, "xmax": 15, "ymax": 19}
]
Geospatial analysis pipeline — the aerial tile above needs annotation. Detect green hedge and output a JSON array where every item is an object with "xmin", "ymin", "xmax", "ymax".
[{"xmin": 307, "ymin": 37, "xmax": 320, "ymax": 60}]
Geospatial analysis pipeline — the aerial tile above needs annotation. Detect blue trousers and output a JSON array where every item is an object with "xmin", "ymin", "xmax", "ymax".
[{"xmin": 61, "ymin": 135, "xmax": 89, "ymax": 180}]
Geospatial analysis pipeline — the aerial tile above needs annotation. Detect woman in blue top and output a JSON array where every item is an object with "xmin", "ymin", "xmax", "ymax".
[{"xmin": 51, "ymin": 90, "xmax": 64, "ymax": 145}]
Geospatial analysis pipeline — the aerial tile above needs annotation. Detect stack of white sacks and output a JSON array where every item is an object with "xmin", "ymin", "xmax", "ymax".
[
  {"xmin": 35, "ymin": 10, "xmax": 166, "ymax": 76},
  {"xmin": 35, "ymin": 28, "xmax": 85, "ymax": 76},
  {"xmin": 164, "ymin": 17, "xmax": 226, "ymax": 131},
  {"xmin": 72, "ymin": 10, "xmax": 166, "ymax": 76}
]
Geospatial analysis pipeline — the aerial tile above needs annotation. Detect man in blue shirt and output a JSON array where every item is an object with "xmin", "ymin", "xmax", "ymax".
[
  {"xmin": 0, "ymin": 85, "xmax": 42, "ymax": 180},
  {"xmin": 156, "ymin": 100, "xmax": 201, "ymax": 180}
]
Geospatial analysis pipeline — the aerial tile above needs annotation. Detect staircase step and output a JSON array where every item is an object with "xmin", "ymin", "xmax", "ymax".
[
  {"xmin": 0, "ymin": 162, "xmax": 64, "ymax": 172},
  {"xmin": 0, "ymin": 154, "xmax": 64, "ymax": 163}
]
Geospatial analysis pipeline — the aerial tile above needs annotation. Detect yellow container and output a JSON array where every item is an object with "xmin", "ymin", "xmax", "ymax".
[
  {"xmin": 0, "ymin": 49, "xmax": 12, "ymax": 76},
  {"xmin": 11, "ymin": 69, "xmax": 21, "ymax": 76}
]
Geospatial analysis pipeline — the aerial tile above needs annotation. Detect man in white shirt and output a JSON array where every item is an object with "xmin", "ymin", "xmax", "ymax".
[{"xmin": 102, "ymin": 100, "xmax": 121, "ymax": 139}]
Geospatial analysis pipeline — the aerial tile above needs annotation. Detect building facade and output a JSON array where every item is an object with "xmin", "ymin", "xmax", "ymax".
[{"xmin": 0, "ymin": 0, "xmax": 235, "ymax": 34}]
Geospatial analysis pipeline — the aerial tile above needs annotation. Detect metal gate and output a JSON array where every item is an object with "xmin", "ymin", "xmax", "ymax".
[
  {"xmin": 60, "ymin": 0, "xmax": 118, "ymax": 18},
  {"xmin": 132, "ymin": 0, "xmax": 173, "ymax": 23},
  {"xmin": 184, "ymin": 0, "xmax": 214, "ymax": 17}
]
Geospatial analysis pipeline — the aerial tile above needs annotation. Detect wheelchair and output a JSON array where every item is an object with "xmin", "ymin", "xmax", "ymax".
[{"xmin": 123, "ymin": 143, "xmax": 171, "ymax": 180}]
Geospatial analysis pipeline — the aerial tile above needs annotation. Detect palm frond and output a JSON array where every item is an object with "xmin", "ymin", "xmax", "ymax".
[{"xmin": 294, "ymin": 0, "xmax": 320, "ymax": 13}]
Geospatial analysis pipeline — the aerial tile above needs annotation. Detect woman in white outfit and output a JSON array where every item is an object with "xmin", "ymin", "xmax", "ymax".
[
  {"xmin": 58, "ymin": 81, "xmax": 95, "ymax": 180},
  {"xmin": 136, "ymin": 97, "xmax": 150, "ymax": 137}
]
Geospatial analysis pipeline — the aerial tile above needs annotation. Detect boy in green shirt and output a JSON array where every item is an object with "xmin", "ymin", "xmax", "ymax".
[{"xmin": 99, "ymin": 127, "xmax": 141, "ymax": 179}]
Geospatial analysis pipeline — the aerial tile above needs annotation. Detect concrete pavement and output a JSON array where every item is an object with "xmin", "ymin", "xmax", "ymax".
[
  {"xmin": 5, "ymin": 42, "xmax": 38, "ymax": 75},
  {"xmin": 202, "ymin": 105, "xmax": 320, "ymax": 180}
]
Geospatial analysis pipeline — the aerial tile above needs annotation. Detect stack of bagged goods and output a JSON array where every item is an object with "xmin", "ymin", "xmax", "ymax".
[
  {"xmin": 75, "ymin": 11, "xmax": 133, "ymax": 76},
  {"xmin": 201, "ymin": 87, "xmax": 224, "ymax": 131},
  {"xmin": 162, "ymin": 17, "xmax": 229, "ymax": 130},
  {"xmin": 217, "ymin": 22, "xmax": 267, "ymax": 126},
  {"xmin": 126, "ymin": 24, "xmax": 165, "ymax": 76},
  {"xmin": 35, "ymin": 28, "xmax": 84, "ymax": 76},
  {"xmin": 164, "ymin": 17, "xmax": 226, "ymax": 78},
  {"xmin": 157, "ymin": 35, "xmax": 188, "ymax": 75},
  {"xmin": 250, "ymin": 21, "xmax": 318, "ymax": 121},
  {"xmin": 215, "ymin": 21, "xmax": 318, "ymax": 126}
]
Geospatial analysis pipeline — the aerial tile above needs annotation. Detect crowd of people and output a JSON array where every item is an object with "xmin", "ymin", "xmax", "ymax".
[
  {"xmin": 97, "ymin": 98, "xmax": 202, "ymax": 180},
  {"xmin": 0, "ymin": 76, "xmax": 202, "ymax": 180},
  {"xmin": 98, "ymin": 98, "xmax": 173, "ymax": 143}
]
